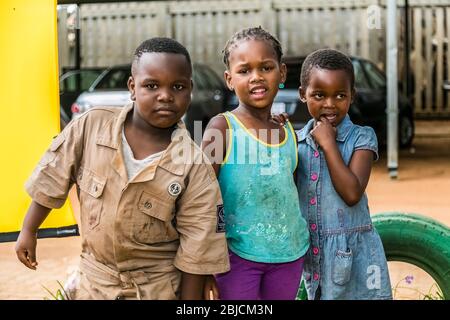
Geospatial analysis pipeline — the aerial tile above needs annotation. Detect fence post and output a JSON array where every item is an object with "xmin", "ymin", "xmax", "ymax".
[
  {"xmin": 155, "ymin": 2, "xmax": 171, "ymax": 37},
  {"xmin": 387, "ymin": 0, "xmax": 399, "ymax": 179},
  {"xmin": 260, "ymin": 0, "xmax": 274, "ymax": 33}
]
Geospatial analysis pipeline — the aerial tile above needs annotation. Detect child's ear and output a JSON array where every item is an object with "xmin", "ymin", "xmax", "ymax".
[
  {"xmin": 127, "ymin": 76, "xmax": 136, "ymax": 101},
  {"xmin": 299, "ymin": 86, "xmax": 307, "ymax": 102},
  {"xmin": 224, "ymin": 70, "xmax": 233, "ymax": 91},
  {"xmin": 280, "ymin": 63, "xmax": 287, "ymax": 84}
]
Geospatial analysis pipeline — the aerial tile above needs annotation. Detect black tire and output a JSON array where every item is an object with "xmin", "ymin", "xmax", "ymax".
[
  {"xmin": 373, "ymin": 212, "xmax": 450, "ymax": 299},
  {"xmin": 399, "ymin": 115, "xmax": 414, "ymax": 148}
]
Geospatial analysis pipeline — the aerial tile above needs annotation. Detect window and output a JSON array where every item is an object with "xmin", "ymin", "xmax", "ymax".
[
  {"xmin": 362, "ymin": 61, "xmax": 386, "ymax": 90},
  {"xmin": 60, "ymin": 70, "xmax": 102, "ymax": 92},
  {"xmin": 352, "ymin": 60, "xmax": 370, "ymax": 89},
  {"xmin": 95, "ymin": 68, "xmax": 130, "ymax": 90},
  {"xmin": 193, "ymin": 67, "xmax": 207, "ymax": 90},
  {"xmin": 199, "ymin": 66, "xmax": 224, "ymax": 90}
]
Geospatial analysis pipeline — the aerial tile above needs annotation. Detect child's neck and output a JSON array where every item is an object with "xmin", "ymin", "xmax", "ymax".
[
  {"xmin": 127, "ymin": 110, "xmax": 174, "ymax": 140},
  {"xmin": 232, "ymin": 103, "xmax": 285, "ymax": 145},
  {"xmin": 123, "ymin": 111, "xmax": 174, "ymax": 160},
  {"xmin": 234, "ymin": 104, "xmax": 272, "ymax": 122}
]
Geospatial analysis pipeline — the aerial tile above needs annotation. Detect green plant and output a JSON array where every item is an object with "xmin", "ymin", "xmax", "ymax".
[
  {"xmin": 42, "ymin": 281, "xmax": 69, "ymax": 300},
  {"xmin": 421, "ymin": 283, "xmax": 444, "ymax": 300},
  {"xmin": 392, "ymin": 275, "xmax": 444, "ymax": 300}
]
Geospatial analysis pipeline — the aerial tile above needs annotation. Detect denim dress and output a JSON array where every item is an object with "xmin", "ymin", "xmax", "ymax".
[{"xmin": 296, "ymin": 115, "xmax": 392, "ymax": 300}]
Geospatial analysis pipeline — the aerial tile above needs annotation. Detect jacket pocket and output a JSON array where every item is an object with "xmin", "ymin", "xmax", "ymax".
[
  {"xmin": 78, "ymin": 168, "xmax": 106, "ymax": 230},
  {"xmin": 332, "ymin": 248, "xmax": 353, "ymax": 285},
  {"xmin": 133, "ymin": 190, "xmax": 178, "ymax": 244}
]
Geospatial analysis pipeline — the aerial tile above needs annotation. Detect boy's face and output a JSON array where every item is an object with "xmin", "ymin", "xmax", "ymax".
[
  {"xmin": 299, "ymin": 67, "xmax": 354, "ymax": 127},
  {"xmin": 128, "ymin": 52, "xmax": 192, "ymax": 129},
  {"xmin": 224, "ymin": 39, "xmax": 286, "ymax": 110}
]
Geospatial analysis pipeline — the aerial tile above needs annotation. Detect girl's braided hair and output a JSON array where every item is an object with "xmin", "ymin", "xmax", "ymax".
[{"xmin": 222, "ymin": 26, "xmax": 283, "ymax": 68}]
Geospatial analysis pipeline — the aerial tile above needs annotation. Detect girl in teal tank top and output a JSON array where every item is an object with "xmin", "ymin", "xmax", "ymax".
[
  {"xmin": 201, "ymin": 27, "xmax": 309, "ymax": 300},
  {"xmin": 219, "ymin": 112, "xmax": 309, "ymax": 263}
]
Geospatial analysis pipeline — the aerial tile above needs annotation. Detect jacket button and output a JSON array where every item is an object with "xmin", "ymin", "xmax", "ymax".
[
  {"xmin": 310, "ymin": 223, "xmax": 317, "ymax": 231},
  {"xmin": 144, "ymin": 201, "xmax": 152, "ymax": 209},
  {"xmin": 313, "ymin": 273, "xmax": 320, "ymax": 281},
  {"xmin": 312, "ymin": 247, "xmax": 319, "ymax": 255}
]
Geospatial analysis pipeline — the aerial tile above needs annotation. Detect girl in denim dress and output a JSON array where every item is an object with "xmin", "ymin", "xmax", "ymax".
[{"xmin": 296, "ymin": 49, "xmax": 392, "ymax": 299}]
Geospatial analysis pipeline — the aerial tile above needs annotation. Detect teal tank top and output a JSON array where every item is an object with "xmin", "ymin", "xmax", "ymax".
[{"xmin": 218, "ymin": 112, "xmax": 310, "ymax": 263}]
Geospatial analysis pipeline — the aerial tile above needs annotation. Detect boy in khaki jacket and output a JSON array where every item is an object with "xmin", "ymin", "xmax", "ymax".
[{"xmin": 15, "ymin": 38, "xmax": 230, "ymax": 300}]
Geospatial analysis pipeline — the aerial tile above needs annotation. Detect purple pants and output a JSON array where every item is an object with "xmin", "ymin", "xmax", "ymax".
[{"xmin": 216, "ymin": 251, "xmax": 305, "ymax": 300}]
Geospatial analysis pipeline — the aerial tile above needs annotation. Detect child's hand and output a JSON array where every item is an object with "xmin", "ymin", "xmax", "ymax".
[
  {"xmin": 15, "ymin": 229, "xmax": 38, "ymax": 270},
  {"xmin": 270, "ymin": 112, "xmax": 290, "ymax": 126},
  {"xmin": 311, "ymin": 116, "xmax": 337, "ymax": 149},
  {"xmin": 203, "ymin": 275, "xmax": 219, "ymax": 300}
]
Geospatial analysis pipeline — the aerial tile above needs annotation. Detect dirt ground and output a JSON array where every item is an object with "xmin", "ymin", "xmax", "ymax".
[{"xmin": 0, "ymin": 120, "xmax": 449, "ymax": 300}]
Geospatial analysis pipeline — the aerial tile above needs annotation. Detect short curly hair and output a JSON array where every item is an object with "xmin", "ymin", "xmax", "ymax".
[
  {"xmin": 300, "ymin": 48, "xmax": 354, "ymax": 89},
  {"xmin": 132, "ymin": 37, "xmax": 192, "ymax": 74},
  {"xmin": 222, "ymin": 26, "xmax": 283, "ymax": 68}
]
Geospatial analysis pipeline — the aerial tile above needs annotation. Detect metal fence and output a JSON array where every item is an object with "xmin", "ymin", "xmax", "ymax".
[{"xmin": 57, "ymin": 0, "xmax": 450, "ymax": 118}]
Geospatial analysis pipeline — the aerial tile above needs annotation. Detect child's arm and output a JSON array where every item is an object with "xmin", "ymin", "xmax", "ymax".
[
  {"xmin": 200, "ymin": 115, "xmax": 229, "ymax": 300},
  {"xmin": 15, "ymin": 201, "xmax": 51, "ymax": 270},
  {"xmin": 180, "ymin": 272, "xmax": 205, "ymax": 300},
  {"xmin": 17, "ymin": 118, "xmax": 83, "ymax": 269},
  {"xmin": 172, "ymin": 149, "xmax": 230, "ymax": 300},
  {"xmin": 270, "ymin": 113, "xmax": 298, "ymax": 181},
  {"xmin": 201, "ymin": 114, "xmax": 228, "ymax": 177},
  {"xmin": 203, "ymin": 274, "xmax": 219, "ymax": 300},
  {"xmin": 311, "ymin": 117, "xmax": 373, "ymax": 206}
]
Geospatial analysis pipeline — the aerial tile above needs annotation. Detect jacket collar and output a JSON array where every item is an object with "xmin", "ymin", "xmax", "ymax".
[
  {"xmin": 297, "ymin": 114, "xmax": 353, "ymax": 143},
  {"xmin": 97, "ymin": 102, "xmax": 189, "ymax": 179},
  {"xmin": 95, "ymin": 102, "xmax": 133, "ymax": 149}
]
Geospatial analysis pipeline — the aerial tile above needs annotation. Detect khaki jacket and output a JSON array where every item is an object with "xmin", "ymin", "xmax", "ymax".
[{"xmin": 26, "ymin": 103, "xmax": 230, "ymax": 299}]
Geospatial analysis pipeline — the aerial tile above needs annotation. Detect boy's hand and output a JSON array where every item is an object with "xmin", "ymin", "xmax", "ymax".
[
  {"xmin": 203, "ymin": 275, "xmax": 219, "ymax": 300},
  {"xmin": 270, "ymin": 112, "xmax": 290, "ymax": 126},
  {"xmin": 15, "ymin": 229, "xmax": 38, "ymax": 270},
  {"xmin": 311, "ymin": 116, "xmax": 337, "ymax": 150}
]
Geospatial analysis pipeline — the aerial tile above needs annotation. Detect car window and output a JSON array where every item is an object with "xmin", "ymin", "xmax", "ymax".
[
  {"xmin": 199, "ymin": 66, "xmax": 223, "ymax": 89},
  {"xmin": 193, "ymin": 67, "xmax": 207, "ymax": 90},
  {"xmin": 60, "ymin": 70, "xmax": 102, "ymax": 92},
  {"xmin": 95, "ymin": 68, "xmax": 130, "ymax": 90},
  {"xmin": 352, "ymin": 60, "xmax": 371, "ymax": 89},
  {"xmin": 361, "ymin": 60, "xmax": 386, "ymax": 90},
  {"xmin": 284, "ymin": 62, "xmax": 302, "ymax": 89}
]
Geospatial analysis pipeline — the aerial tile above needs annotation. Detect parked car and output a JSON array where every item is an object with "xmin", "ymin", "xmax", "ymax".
[
  {"xmin": 72, "ymin": 63, "xmax": 230, "ymax": 143},
  {"xmin": 228, "ymin": 56, "xmax": 415, "ymax": 148},
  {"xmin": 59, "ymin": 68, "xmax": 104, "ymax": 125},
  {"xmin": 60, "ymin": 106, "xmax": 71, "ymax": 130}
]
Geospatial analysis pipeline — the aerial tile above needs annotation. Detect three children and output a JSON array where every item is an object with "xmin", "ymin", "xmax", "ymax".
[{"xmin": 17, "ymin": 30, "xmax": 392, "ymax": 301}]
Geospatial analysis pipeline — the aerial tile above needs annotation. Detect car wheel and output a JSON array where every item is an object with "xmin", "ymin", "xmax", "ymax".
[
  {"xmin": 399, "ymin": 115, "xmax": 414, "ymax": 148},
  {"xmin": 373, "ymin": 212, "xmax": 450, "ymax": 299}
]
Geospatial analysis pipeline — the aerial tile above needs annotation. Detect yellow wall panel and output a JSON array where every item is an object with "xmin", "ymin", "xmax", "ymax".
[{"xmin": 0, "ymin": 0, "xmax": 77, "ymax": 241}]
